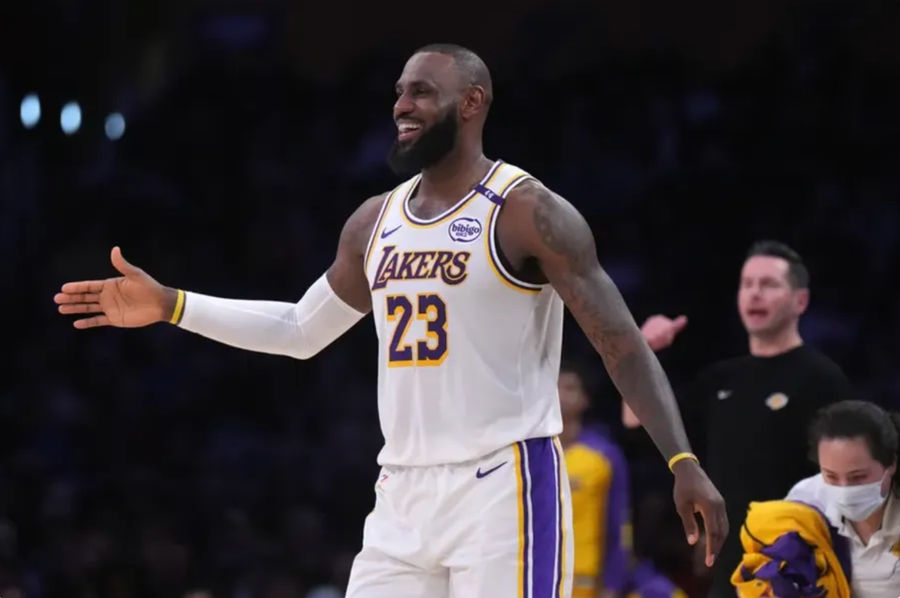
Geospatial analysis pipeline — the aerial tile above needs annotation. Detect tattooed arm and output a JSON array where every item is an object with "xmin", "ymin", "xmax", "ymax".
[{"xmin": 498, "ymin": 180, "xmax": 728, "ymax": 566}]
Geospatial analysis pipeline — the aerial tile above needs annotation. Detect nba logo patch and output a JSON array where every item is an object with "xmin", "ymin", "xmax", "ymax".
[
  {"xmin": 448, "ymin": 217, "xmax": 483, "ymax": 242},
  {"xmin": 765, "ymin": 393, "xmax": 789, "ymax": 411}
]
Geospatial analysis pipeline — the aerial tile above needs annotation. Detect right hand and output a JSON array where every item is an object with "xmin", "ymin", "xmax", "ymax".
[
  {"xmin": 54, "ymin": 246, "xmax": 174, "ymax": 329},
  {"xmin": 640, "ymin": 314, "xmax": 688, "ymax": 352}
]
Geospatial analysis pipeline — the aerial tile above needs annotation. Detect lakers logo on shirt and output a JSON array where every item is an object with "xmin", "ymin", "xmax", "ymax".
[
  {"xmin": 891, "ymin": 540, "xmax": 900, "ymax": 558},
  {"xmin": 765, "ymin": 393, "xmax": 789, "ymax": 411},
  {"xmin": 371, "ymin": 245, "xmax": 470, "ymax": 290}
]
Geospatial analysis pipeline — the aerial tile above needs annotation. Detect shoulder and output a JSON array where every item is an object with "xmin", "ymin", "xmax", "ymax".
[
  {"xmin": 796, "ymin": 346, "xmax": 849, "ymax": 380},
  {"xmin": 501, "ymin": 177, "xmax": 595, "ymax": 259},
  {"xmin": 786, "ymin": 474, "xmax": 827, "ymax": 511},
  {"xmin": 785, "ymin": 474, "xmax": 840, "ymax": 522},
  {"xmin": 786, "ymin": 473, "xmax": 824, "ymax": 500},
  {"xmin": 577, "ymin": 426, "xmax": 628, "ymax": 469},
  {"xmin": 347, "ymin": 192, "xmax": 390, "ymax": 230},
  {"xmin": 503, "ymin": 178, "xmax": 576, "ymax": 219},
  {"xmin": 787, "ymin": 473, "xmax": 847, "ymax": 526},
  {"xmin": 698, "ymin": 354, "xmax": 751, "ymax": 381},
  {"xmin": 340, "ymin": 192, "xmax": 391, "ymax": 254}
]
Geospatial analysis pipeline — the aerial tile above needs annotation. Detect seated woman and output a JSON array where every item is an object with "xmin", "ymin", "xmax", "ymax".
[{"xmin": 732, "ymin": 400, "xmax": 899, "ymax": 598}]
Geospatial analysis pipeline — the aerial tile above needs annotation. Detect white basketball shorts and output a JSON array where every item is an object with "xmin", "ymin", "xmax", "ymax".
[{"xmin": 346, "ymin": 436, "xmax": 574, "ymax": 598}]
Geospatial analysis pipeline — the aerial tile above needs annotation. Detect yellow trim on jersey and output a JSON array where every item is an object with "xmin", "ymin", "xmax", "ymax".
[
  {"xmin": 482, "ymin": 170, "xmax": 547, "ymax": 294},
  {"xmin": 554, "ymin": 436, "xmax": 568, "ymax": 598},
  {"xmin": 484, "ymin": 203, "xmax": 542, "ymax": 294},
  {"xmin": 400, "ymin": 160, "xmax": 504, "ymax": 228},
  {"xmin": 513, "ymin": 442, "xmax": 525, "ymax": 598},
  {"xmin": 499, "ymin": 171, "xmax": 533, "ymax": 196},
  {"xmin": 364, "ymin": 187, "xmax": 400, "ymax": 272}
]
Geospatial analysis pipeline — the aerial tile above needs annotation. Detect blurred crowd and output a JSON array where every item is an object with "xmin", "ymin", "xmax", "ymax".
[{"xmin": 2, "ymin": 1, "xmax": 899, "ymax": 596}]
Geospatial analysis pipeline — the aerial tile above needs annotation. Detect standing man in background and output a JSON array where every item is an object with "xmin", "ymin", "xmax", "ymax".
[
  {"xmin": 560, "ymin": 361, "xmax": 631, "ymax": 598},
  {"xmin": 560, "ymin": 361, "xmax": 687, "ymax": 598},
  {"xmin": 624, "ymin": 240, "xmax": 853, "ymax": 596}
]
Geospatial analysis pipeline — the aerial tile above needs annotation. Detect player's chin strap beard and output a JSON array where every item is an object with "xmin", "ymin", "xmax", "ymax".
[{"xmin": 387, "ymin": 109, "xmax": 459, "ymax": 176}]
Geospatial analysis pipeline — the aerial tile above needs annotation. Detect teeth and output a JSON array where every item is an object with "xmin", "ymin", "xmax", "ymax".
[{"xmin": 399, "ymin": 123, "xmax": 421, "ymax": 133}]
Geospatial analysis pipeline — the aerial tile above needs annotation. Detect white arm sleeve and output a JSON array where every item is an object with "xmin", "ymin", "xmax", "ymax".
[{"xmin": 177, "ymin": 273, "xmax": 366, "ymax": 360}]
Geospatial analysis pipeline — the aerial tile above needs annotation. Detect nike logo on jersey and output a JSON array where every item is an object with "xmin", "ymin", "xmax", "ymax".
[
  {"xmin": 476, "ymin": 461, "xmax": 507, "ymax": 479},
  {"xmin": 380, "ymin": 224, "xmax": 402, "ymax": 239}
]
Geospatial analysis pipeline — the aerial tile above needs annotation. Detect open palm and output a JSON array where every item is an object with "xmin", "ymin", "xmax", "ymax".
[{"xmin": 54, "ymin": 246, "xmax": 169, "ymax": 329}]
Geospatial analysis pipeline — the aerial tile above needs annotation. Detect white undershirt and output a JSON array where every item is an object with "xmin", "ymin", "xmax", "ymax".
[{"xmin": 787, "ymin": 474, "xmax": 900, "ymax": 598}]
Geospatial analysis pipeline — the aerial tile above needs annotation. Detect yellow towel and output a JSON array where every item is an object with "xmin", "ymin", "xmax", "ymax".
[{"xmin": 730, "ymin": 500, "xmax": 850, "ymax": 598}]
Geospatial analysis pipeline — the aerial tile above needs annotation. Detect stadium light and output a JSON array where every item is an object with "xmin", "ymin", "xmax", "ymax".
[
  {"xmin": 60, "ymin": 101, "xmax": 82, "ymax": 135},
  {"xmin": 20, "ymin": 94, "xmax": 41, "ymax": 128},
  {"xmin": 104, "ymin": 112, "xmax": 126, "ymax": 140}
]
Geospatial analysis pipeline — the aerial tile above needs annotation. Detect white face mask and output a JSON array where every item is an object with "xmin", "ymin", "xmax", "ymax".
[{"xmin": 822, "ymin": 474, "xmax": 888, "ymax": 522}]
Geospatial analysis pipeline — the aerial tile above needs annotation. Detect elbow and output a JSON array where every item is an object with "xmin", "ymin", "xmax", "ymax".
[
  {"xmin": 289, "ymin": 334, "xmax": 325, "ymax": 360},
  {"xmin": 291, "ymin": 346, "xmax": 321, "ymax": 360}
]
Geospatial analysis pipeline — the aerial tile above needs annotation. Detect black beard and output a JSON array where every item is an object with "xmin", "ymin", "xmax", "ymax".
[{"xmin": 387, "ymin": 109, "xmax": 458, "ymax": 176}]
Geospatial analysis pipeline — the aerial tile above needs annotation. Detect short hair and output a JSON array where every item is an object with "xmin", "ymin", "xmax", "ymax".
[
  {"xmin": 808, "ymin": 400, "xmax": 900, "ymax": 495},
  {"xmin": 746, "ymin": 239, "xmax": 810, "ymax": 288},
  {"xmin": 559, "ymin": 359, "xmax": 591, "ymax": 393},
  {"xmin": 413, "ymin": 43, "xmax": 493, "ymax": 106}
]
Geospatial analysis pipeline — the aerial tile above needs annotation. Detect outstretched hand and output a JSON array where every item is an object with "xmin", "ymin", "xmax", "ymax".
[
  {"xmin": 671, "ymin": 459, "xmax": 728, "ymax": 567},
  {"xmin": 54, "ymin": 246, "xmax": 174, "ymax": 329},
  {"xmin": 641, "ymin": 314, "xmax": 688, "ymax": 352}
]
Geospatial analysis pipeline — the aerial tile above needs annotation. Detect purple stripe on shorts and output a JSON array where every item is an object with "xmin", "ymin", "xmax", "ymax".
[{"xmin": 524, "ymin": 437, "xmax": 561, "ymax": 598}]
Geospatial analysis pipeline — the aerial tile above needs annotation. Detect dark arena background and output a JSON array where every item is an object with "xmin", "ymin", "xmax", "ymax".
[{"xmin": 2, "ymin": 1, "xmax": 899, "ymax": 596}]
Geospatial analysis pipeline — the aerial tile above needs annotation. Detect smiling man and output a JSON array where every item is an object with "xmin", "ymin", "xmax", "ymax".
[
  {"xmin": 54, "ymin": 43, "xmax": 727, "ymax": 598},
  {"xmin": 693, "ymin": 240, "xmax": 854, "ymax": 597}
]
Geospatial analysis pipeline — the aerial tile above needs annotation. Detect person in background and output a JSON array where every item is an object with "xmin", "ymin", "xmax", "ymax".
[
  {"xmin": 560, "ymin": 361, "xmax": 686, "ymax": 598},
  {"xmin": 623, "ymin": 240, "xmax": 854, "ymax": 597},
  {"xmin": 782, "ymin": 400, "xmax": 900, "ymax": 598}
]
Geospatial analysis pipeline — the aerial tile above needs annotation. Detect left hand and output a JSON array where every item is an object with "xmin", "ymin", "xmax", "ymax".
[
  {"xmin": 640, "ymin": 314, "xmax": 688, "ymax": 352},
  {"xmin": 671, "ymin": 459, "xmax": 728, "ymax": 567}
]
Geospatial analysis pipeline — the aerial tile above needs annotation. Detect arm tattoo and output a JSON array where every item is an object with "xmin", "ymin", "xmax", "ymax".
[
  {"xmin": 526, "ymin": 183, "xmax": 691, "ymax": 457},
  {"xmin": 531, "ymin": 186, "xmax": 628, "ymax": 368}
]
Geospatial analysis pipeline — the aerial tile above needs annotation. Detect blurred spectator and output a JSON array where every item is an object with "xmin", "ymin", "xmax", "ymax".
[
  {"xmin": 560, "ymin": 362, "xmax": 686, "ymax": 598},
  {"xmin": 734, "ymin": 400, "xmax": 899, "ymax": 597},
  {"xmin": 625, "ymin": 241, "xmax": 854, "ymax": 596}
]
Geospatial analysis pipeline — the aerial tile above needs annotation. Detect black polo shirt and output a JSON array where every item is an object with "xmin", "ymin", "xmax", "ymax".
[{"xmin": 690, "ymin": 344, "xmax": 853, "ymax": 597}]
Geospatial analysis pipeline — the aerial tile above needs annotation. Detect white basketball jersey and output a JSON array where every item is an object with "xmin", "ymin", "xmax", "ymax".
[{"xmin": 364, "ymin": 160, "xmax": 564, "ymax": 466}]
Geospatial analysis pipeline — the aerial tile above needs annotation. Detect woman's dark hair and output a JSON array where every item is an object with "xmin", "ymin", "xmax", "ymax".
[{"xmin": 808, "ymin": 400, "xmax": 900, "ymax": 495}]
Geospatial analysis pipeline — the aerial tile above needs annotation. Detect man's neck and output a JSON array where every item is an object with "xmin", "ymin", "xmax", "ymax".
[
  {"xmin": 748, "ymin": 326, "xmax": 803, "ymax": 357},
  {"xmin": 419, "ymin": 145, "xmax": 490, "ymax": 203}
]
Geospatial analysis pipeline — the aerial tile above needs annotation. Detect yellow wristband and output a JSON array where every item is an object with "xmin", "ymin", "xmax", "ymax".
[
  {"xmin": 667, "ymin": 452, "xmax": 699, "ymax": 472},
  {"xmin": 169, "ymin": 289, "xmax": 185, "ymax": 324}
]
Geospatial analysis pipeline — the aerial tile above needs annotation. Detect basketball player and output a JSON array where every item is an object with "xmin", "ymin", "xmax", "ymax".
[
  {"xmin": 559, "ymin": 362, "xmax": 688, "ymax": 598},
  {"xmin": 559, "ymin": 361, "xmax": 632, "ymax": 598},
  {"xmin": 54, "ymin": 44, "xmax": 727, "ymax": 597}
]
